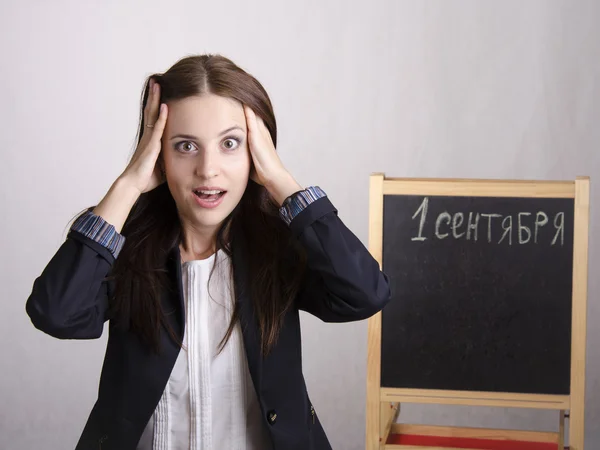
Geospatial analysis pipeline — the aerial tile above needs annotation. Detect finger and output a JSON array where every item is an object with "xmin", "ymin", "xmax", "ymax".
[
  {"xmin": 148, "ymin": 81, "xmax": 161, "ymax": 126},
  {"xmin": 151, "ymin": 103, "xmax": 168, "ymax": 142},
  {"xmin": 257, "ymin": 116, "xmax": 274, "ymax": 146},
  {"xmin": 143, "ymin": 79, "xmax": 154, "ymax": 127},
  {"xmin": 244, "ymin": 105, "xmax": 258, "ymax": 135},
  {"xmin": 245, "ymin": 106, "xmax": 272, "ymax": 145},
  {"xmin": 144, "ymin": 79, "xmax": 161, "ymax": 129}
]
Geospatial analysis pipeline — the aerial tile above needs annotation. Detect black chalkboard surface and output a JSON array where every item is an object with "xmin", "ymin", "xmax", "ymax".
[{"xmin": 380, "ymin": 194, "xmax": 575, "ymax": 395}]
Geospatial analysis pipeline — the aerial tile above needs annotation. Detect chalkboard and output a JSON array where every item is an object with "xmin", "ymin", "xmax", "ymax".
[{"xmin": 380, "ymin": 194, "xmax": 575, "ymax": 395}]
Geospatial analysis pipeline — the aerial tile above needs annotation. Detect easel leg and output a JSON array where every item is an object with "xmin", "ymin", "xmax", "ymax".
[
  {"xmin": 558, "ymin": 410, "xmax": 565, "ymax": 449},
  {"xmin": 380, "ymin": 402, "xmax": 400, "ymax": 449}
]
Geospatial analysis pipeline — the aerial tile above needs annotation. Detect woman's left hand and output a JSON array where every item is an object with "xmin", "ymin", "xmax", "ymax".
[{"xmin": 244, "ymin": 105, "xmax": 303, "ymax": 205}]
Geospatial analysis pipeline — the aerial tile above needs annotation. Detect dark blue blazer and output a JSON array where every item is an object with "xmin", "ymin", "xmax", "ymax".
[{"xmin": 26, "ymin": 196, "xmax": 392, "ymax": 449}]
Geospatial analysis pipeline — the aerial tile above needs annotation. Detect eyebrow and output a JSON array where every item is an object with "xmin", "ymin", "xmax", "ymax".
[{"xmin": 169, "ymin": 126, "xmax": 245, "ymax": 141}]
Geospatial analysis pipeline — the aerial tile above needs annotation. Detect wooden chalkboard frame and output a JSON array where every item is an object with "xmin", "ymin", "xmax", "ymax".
[{"xmin": 366, "ymin": 174, "xmax": 590, "ymax": 450}]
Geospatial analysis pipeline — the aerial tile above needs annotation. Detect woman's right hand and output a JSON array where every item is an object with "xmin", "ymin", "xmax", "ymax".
[{"xmin": 120, "ymin": 78, "xmax": 169, "ymax": 194}]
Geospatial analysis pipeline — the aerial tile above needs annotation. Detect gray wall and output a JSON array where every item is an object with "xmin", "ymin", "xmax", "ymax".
[{"xmin": 1, "ymin": 0, "xmax": 598, "ymax": 448}]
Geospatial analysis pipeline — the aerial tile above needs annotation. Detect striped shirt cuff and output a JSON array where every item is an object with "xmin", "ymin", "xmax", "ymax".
[
  {"xmin": 70, "ymin": 208, "xmax": 126, "ymax": 259},
  {"xmin": 279, "ymin": 186, "xmax": 327, "ymax": 226}
]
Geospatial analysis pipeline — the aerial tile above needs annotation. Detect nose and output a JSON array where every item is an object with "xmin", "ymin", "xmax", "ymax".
[{"xmin": 194, "ymin": 148, "xmax": 220, "ymax": 179}]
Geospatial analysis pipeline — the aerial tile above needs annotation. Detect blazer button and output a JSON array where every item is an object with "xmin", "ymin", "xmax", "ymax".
[{"xmin": 267, "ymin": 410, "xmax": 277, "ymax": 425}]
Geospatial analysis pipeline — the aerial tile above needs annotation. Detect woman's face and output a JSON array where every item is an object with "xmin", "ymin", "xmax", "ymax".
[{"xmin": 161, "ymin": 93, "xmax": 251, "ymax": 235}]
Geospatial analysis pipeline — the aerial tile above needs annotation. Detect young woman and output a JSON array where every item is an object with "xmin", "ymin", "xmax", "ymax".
[{"xmin": 26, "ymin": 54, "xmax": 391, "ymax": 450}]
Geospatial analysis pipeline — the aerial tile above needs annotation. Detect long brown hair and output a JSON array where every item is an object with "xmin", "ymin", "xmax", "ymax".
[{"xmin": 69, "ymin": 54, "xmax": 307, "ymax": 357}]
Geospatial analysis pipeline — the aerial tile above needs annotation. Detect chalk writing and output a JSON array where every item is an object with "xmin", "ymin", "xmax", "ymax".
[{"xmin": 411, "ymin": 197, "xmax": 565, "ymax": 246}]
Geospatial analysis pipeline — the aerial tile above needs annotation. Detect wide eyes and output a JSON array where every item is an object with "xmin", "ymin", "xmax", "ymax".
[{"xmin": 175, "ymin": 136, "xmax": 242, "ymax": 153}]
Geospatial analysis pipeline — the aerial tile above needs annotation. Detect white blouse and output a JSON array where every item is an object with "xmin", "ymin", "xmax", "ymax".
[{"xmin": 136, "ymin": 249, "xmax": 272, "ymax": 450}]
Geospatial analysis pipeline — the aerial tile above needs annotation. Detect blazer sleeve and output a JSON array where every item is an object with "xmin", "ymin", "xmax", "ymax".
[
  {"xmin": 25, "ymin": 213, "xmax": 122, "ymax": 340},
  {"xmin": 288, "ymin": 195, "xmax": 392, "ymax": 322}
]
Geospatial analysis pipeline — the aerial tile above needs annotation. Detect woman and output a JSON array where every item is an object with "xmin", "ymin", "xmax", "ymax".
[{"xmin": 26, "ymin": 54, "xmax": 391, "ymax": 450}]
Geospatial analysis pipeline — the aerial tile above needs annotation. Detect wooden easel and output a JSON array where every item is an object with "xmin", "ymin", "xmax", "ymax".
[{"xmin": 366, "ymin": 174, "xmax": 590, "ymax": 450}]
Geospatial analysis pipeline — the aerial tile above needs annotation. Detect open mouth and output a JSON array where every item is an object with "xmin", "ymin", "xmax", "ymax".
[{"xmin": 192, "ymin": 189, "xmax": 226, "ymax": 202}]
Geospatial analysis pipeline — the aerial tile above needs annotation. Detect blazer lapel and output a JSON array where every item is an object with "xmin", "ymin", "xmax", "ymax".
[
  {"xmin": 231, "ymin": 233, "xmax": 264, "ymax": 390},
  {"xmin": 166, "ymin": 244, "xmax": 185, "ymax": 340}
]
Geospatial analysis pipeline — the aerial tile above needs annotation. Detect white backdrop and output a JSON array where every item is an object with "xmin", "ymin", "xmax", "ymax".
[{"xmin": 1, "ymin": 1, "xmax": 598, "ymax": 449}]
